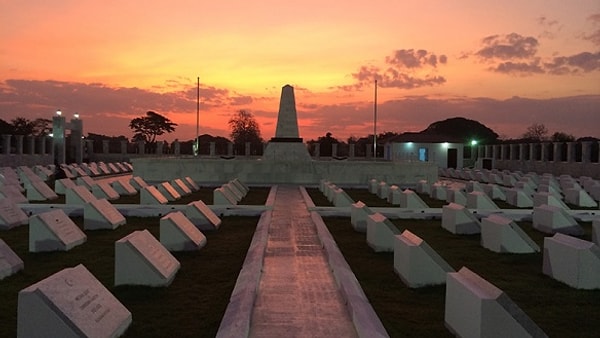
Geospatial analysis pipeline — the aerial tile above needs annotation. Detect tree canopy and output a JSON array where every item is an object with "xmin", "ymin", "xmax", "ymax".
[
  {"xmin": 522, "ymin": 123, "xmax": 549, "ymax": 141},
  {"xmin": 421, "ymin": 117, "xmax": 499, "ymax": 144},
  {"xmin": 228, "ymin": 110, "xmax": 263, "ymax": 155},
  {"xmin": 129, "ymin": 111, "xmax": 177, "ymax": 143}
]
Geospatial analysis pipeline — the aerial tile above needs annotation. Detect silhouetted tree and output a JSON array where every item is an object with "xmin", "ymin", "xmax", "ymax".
[
  {"xmin": 228, "ymin": 110, "xmax": 263, "ymax": 155},
  {"xmin": 551, "ymin": 131, "xmax": 575, "ymax": 142},
  {"xmin": 0, "ymin": 118, "xmax": 14, "ymax": 134},
  {"xmin": 129, "ymin": 111, "xmax": 177, "ymax": 144},
  {"xmin": 522, "ymin": 123, "xmax": 548, "ymax": 141},
  {"xmin": 11, "ymin": 117, "xmax": 34, "ymax": 135},
  {"xmin": 31, "ymin": 118, "xmax": 52, "ymax": 136}
]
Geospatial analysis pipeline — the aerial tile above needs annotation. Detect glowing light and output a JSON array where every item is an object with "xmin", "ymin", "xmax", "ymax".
[
  {"xmin": 74, "ymin": 113, "xmax": 79, "ymax": 119},
  {"xmin": 56, "ymin": 110, "xmax": 62, "ymax": 116},
  {"xmin": 49, "ymin": 133, "xmax": 54, "ymax": 137},
  {"xmin": 406, "ymin": 142, "xmax": 413, "ymax": 147},
  {"xmin": 471, "ymin": 140, "xmax": 478, "ymax": 146},
  {"xmin": 442, "ymin": 142, "xmax": 449, "ymax": 148}
]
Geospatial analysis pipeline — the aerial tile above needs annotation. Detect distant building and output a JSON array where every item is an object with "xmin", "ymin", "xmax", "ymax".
[{"xmin": 383, "ymin": 132, "xmax": 465, "ymax": 169}]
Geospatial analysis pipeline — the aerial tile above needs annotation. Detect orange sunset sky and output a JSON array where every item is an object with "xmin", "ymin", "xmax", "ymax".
[{"xmin": 1, "ymin": 1, "xmax": 599, "ymax": 142}]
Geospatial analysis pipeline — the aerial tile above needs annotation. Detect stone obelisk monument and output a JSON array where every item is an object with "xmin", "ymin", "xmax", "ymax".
[{"xmin": 263, "ymin": 85, "xmax": 311, "ymax": 161}]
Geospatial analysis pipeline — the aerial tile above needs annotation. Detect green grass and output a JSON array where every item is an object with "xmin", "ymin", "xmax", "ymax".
[
  {"xmin": 324, "ymin": 217, "xmax": 600, "ymax": 337},
  {"xmin": 0, "ymin": 215, "xmax": 259, "ymax": 337}
]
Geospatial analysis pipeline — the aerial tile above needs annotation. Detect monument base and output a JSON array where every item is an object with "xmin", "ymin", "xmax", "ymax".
[{"xmin": 262, "ymin": 142, "xmax": 311, "ymax": 162}]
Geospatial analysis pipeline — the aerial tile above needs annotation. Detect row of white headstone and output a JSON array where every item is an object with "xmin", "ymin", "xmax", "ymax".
[
  {"xmin": 213, "ymin": 178, "xmax": 249, "ymax": 205},
  {"xmin": 140, "ymin": 176, "xmax": 200, "ymax": 204},
  {"xmin": 318, "ymin": 179, "xmax": 355, "ymax": 207},
  {"xmin": 440, "ymin": 168, "xmax": 600, "ymax": 208},
  {"xmin": 368, "ymin": 178, "xmax": 431, "ymax": 208},
  {"xmin": 351, "ymin": 206, "xmax": 550, "ymax": 336}
]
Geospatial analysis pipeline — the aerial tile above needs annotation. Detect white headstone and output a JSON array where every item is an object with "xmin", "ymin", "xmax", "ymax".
[
  {"xmin": 0, "ymin": 238, "xmax": 24, "ymax": 280},
  {"xmin": 388, "ymin": 185, "xmax": 401, "ymax": 205},
  {"xmin": 184, "ymin": 176, "xmax": 200, "ymax": 191},
  {"xmin": 430, "ymin": 184, "xmax": 447, "ymax": 201},
  {"xmin": 542, "ymin": 233, "xmax": 600, "ymax": 289},
  {"xmin": 54, "ymin": 178, "xmax": 76, "ymax": 195},
  {"xmin": 446, "ymin": 188, "xmax": 467, "ymax": 206},
  {"xmin": 184, "ymin": 200, "xmax": 221, "ymax": 231},
  {"xmin": 107, "ymin": 162, "xmax": 121, "ymax": 174},
  {"xmin": 415, "ymin": 180, "xmax": 430, "ymax": 195},
  {"xmin": 466, "ymin": 191, "xmax": 499, "ymax": 210},
  {"xmin": 111, "ymin": 179, "xmax": 137, "ymax": 195},
  {"xmin": 29, "ymin": 209, "xmax": 87, "ymax": 252},
  {"xmin": 504, "ymin": 188, "xmax": 534, "ymax": 208},
  {"xmin": 0, "ymin": 198, "xmax": 29, "ymax": 229},
  {"xmin": 66, "ymin": 185, "xmax": 97, "ymax": 205},
  {"xmin": 441, "ymin": 203, "xmax": 481, "ymax": 234},
  {"xmin": 366, "ymin": 213, "xmax": 403, "ymax": 252},
  {"xmin": 400, "ymin": 189, "xmax": 429, "ymax": 209},
  {"xmin": 377, "ymin": 181, "xmax": 390, "ymax": 199},
  {"xmin": 445, "ymin": 267, "xmax": 547, "ymax": 338},
  {"xmin": 140, "ymin": 185, "xmax": 168, "ymax": 205},
  {"xmin": 76, "ymin": 175, "xmax": 96, "ymax": 190},
  {"xmin": 533, "ymin": 192, "xmax": 570, "ymax": 209},
  {"xmin": 0, "ymin": 184, "xmax": 28, "ymax": 203},
  {"xmin": 483, "ymin": 184, "xmax": 506, "ymax": 201},
  {"xmin": 466, "ymin": 180, "xmax": 484, "ymax": 193},
  {"xmin": 532, "ymin": 204, "xmax": 583, "ymax": 236},
  {"xmin": 157, "ymin": 182, "xmax": 181, "ymax": 202},
  {"xmin": 393, "ymin": 230, "xmax": 454, "ymax": 288},
  {"xmin": 333, "ymin": 188, "xmax": 354, "ymax": 207},
  {"xmin": 368, "ymin": 179, "xmax": 379, "ymax": 194},
  {"xmin": 18, "ymin": 264, "xmax": 132, "ymax": 337},
  {"xmin": 564, "ymin": 188, "xmax": 597, "ymax": 208},
  {"xmin": 84, "ymin": 198, "xmax": 126, "ymax": 230},
  {"xmin": 214, "ymin": 187, "xmax": 237, "ymax": 205},
  {"xmin": 223, "ymin": 182, "xmax": 243, "ymax": 202},
  {"xmin": 130, "ymin": 176, "xmax": 149, "ymax": 190},
  {"xmin": 92, "ymin": 182, "xmax": 120, "ymax": 201},
  {"xmin": 350, "ymin": 201, "xmax": 374, "ymax": 233},
  {"xmin": 115, "ymin": 229, "xmax": 180, "ymax": 286},
  {"xmin": 231, "ymin": 178, "xmax": 248, "ymax": 195},
  {"xmin": 481, "ymin": 214, "xmax": 540, "ymax": 253},
  {"xmin": 25, "ymin": 178, "xmax": 59, "ymax": 201},
  {"xmin": 170, "ymin": 178, "xmax": 192, "ymax": 196},
  {"xmin": 160, "ymin": 211, "xmax": 207, "ymax": 251}
]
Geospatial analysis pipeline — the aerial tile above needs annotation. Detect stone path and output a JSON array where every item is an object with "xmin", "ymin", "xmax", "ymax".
[{"xmin": 249, "ymin": 185, "xmax": 357, "ymax": 337}]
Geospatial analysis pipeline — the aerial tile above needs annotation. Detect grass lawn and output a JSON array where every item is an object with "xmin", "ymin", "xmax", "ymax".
[{"xmin": 324, "ymin": 217, "xmax": 600, "ymax": 337}]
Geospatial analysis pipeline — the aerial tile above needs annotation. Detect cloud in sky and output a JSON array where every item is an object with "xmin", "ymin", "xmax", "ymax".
[
  {"xmin": 339, "ymin": 49, "xmax": 448, "ymax": 91},
  {"xmin": 472, "ymin": 30, "xmax": 600, "ymax": 75}
]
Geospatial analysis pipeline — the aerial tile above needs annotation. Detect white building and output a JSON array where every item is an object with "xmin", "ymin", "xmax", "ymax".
[{"xmin": 384, "ymin": 133, "xmax": 465, "ymax": 169}]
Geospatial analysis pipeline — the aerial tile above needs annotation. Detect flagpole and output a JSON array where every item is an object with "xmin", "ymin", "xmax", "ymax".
[
  {"xmin": 373, "ymin": 79, "xmax": 377, "ymax": 160},
  {"xmin": 195, "ymin": 76, "xmax": 200, "ymax": 156}
]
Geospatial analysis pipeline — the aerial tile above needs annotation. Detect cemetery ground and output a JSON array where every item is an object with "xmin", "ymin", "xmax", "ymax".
[{"xmin": 0, "ymin": 187, "xmax": 270, "ymax": 337}]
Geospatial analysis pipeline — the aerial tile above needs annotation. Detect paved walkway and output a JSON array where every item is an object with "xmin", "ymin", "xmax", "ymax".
[{"xmin": 249, "ymin": 185, "xmax": 357, "ymax": 337}]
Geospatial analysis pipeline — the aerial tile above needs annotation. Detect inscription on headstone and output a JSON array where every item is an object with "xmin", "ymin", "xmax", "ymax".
[
  {"xmin": 84, "ymin": 198, "xmax": 126, "ymax": 230},
  {"xmin": 0, "ymin": 238, "xmax": 24, "ymax": 280},
  {"xmin": 18, "ymin": 264, "xmax": 132, "ymax": 337},
  {"xmin": 115, "ymin": 229, "xmax": 180, "ymax": 286},
  {"xmin": 0, "ymin": 198, "xmax": 28, "ymax": 229},
  {"xmin": 29, "ymin": 209, "xmax": 87, "ymax": 252}
]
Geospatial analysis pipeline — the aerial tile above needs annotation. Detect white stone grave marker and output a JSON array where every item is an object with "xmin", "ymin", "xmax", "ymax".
[
  {"xmin": 54, "ymin": 178, "xmax": 76, "ymax": 195},
  {"xmin": 76, "ymin": 175, "xmax": 96, "ymax": 190},
  {"xmin": 532, "ymin": 204, "xmax": 583, "ymax": 236},
  {"xmin": 533, "ymin": 192, "xmax": 569, "ymax": 209},
  {"xmin": 140, "ymin": 185, "xmax": 168, "ymax": 205},
  {"xmin": 184, "ymin": 176, "xmax": 200, "ymax": 191},
  {"xmin": 92, "ymin": 181, "xmax": 120, "ymax": 201},
  {"xmin": 170, "ymin": 178, "xmax": 192, "ymax": 196},
  {"xmin": 66, "ymin": 185, "xmax": 97, "ymax": 205},
  {"xmin": 84, "ymin": 198, "xmax": 126, "ymax": 230},
  {"xmin": 441, "ymin": 203, "xmax": 481, "ymax": 234},
  {"xmin": 466, "ymin": 191, "xmax": 499, "ymax": 210},
  {"xmin": 25, "ymin": 178, "xmax": 58, "ymax": 201},
  {"xmin": 18, "ymin": 264, "xmax": 132, "ymax": 337},
  {"xmin": 445, "ymin": 267, "xmax": 547, "ymax": 338},
  {"xmin": 481, "ymin": 214, "xmax": 539, "ymax": 253},
  {"xmin": 214, "ymin": 187, "xmax": 237, "ymax": 205},
  {"xmin": 543, "ymin": 233, "xmax": 600, "ymax": 289},
  {"xmin": 350, "ymin": 201, "xmax": 374, "ymax": 233},
  {"xmin": 160, "ymin": 211, "xmax": 207, "ymax": 251},
  {"xmin": 333, "ymin": 188, "xmax": 354, "ymax": 207},
  {"xmin": 0, "ymin": 184, "xmax": 28, "ymax": 204},
  {"xmin": 564, "ymin": 188, "xmax": 597, "ymax": 208},
  {"xmin": 394, "ymin": 230, "xmax": 454, "ymax": 288},
  {"xmin": 29, "ymin": 209, "xmax": 87, "ymax": 252},
  {"xmin": 231, "ymin": 178, "xmax": 248, "ymax": 195},
  {"xmin": 111, "ymin": 179, "xmax": 137, "ymax": 195},
  {"xmin": 399, "ymin": 189, "xmax": 429, "ymax": 209},
  {"xmin": 504, "ymin": 188, "xmax": 534, "ymax": 208},
  {"xmin": 130, "ymin": 176, "xmax": 149, "ymax": 190},
  {"xmin": 115, "ymin": 229, "xmax": 180, "ymax": 286},
  {"xmin": 0, "ymin": 198, "xmax": 28, "ymax": 229},
  {"xmin": 366, "ymin": 212, "xmax": 403, "ymax": 252},
  {"xmin": 157, "ymin": 182, "xmax": 181, "ymax": 202},
  {"xmin": 184, "ymin": 200, "xmax": 221, "ymax": 231},
  {"xmin": 0, "ymin": 238, "xmax": 24, "ymax": 280}
]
